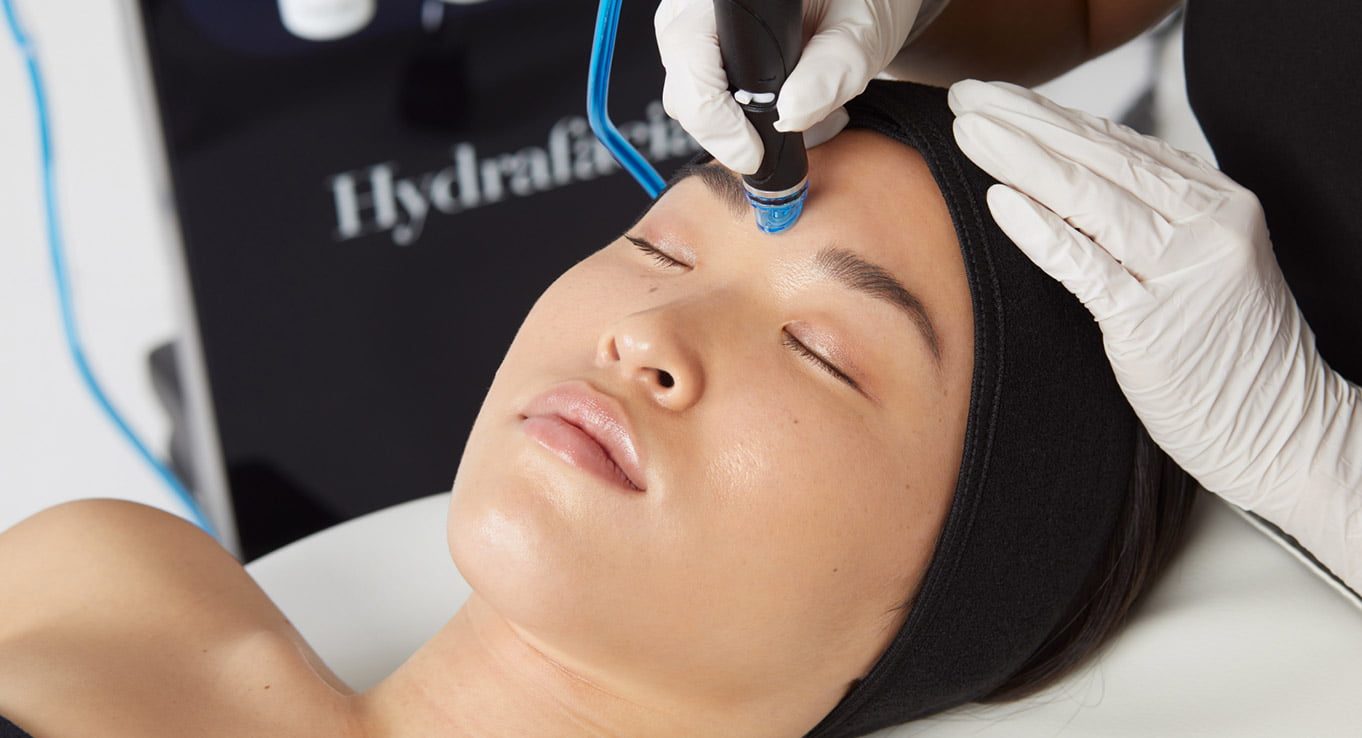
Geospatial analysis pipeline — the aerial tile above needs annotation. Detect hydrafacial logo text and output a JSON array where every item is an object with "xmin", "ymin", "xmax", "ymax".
[{"xmin": 327, "ymin": 101, "xmax": 698, "ymax": 246}]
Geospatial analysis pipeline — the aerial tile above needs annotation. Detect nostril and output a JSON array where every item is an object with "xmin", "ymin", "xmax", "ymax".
[{"xmin": 656, "ymin": 370, "xmax": 675, "ymax": 389}]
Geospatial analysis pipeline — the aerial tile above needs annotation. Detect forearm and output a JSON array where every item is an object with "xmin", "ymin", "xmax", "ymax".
[
  {"xmin": 1248, "ymin": 370, "xmax": 1362, "ymax": 591},
  {"xmin": 888, "ymin": 0, "xmax": 1183, "ymax": 87}
]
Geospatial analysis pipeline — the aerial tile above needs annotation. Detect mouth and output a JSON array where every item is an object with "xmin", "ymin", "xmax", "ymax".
[{"xmin": 519, "ymin": 381, "xmax": 646, "ymax": 492}]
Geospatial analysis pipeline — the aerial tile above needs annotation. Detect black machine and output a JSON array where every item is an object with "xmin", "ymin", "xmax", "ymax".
[{"xmin": 137, "ymin": 0, "xmax": 698, "ymax": 559}]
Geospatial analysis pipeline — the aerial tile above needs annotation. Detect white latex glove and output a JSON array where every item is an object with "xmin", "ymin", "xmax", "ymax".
[
  {"xmin": 949, "ymin": 79, "xmax": 1362, "ymax": 587},
  {"xmin": 655, "ymin": 0, "xmax": 943, "ymax": 174}
]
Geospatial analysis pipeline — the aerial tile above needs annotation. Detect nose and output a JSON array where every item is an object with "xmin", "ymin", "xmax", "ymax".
[{"xmin": 596, "ymin": 309, "xmax": 705, "ymax": 412}]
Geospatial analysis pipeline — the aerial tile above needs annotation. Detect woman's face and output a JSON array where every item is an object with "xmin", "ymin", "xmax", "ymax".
[{"xmin": 448, "ymin": 130, "xmax": 974, "ymax": 716}]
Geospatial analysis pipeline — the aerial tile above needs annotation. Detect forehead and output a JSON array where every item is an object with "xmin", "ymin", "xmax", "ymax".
[
  {"xmin": 804, "ymin": 129, "xmax": 963, "ymax": 262},
  {"xmin": 661, "ymin": 130, "xmax": 963, "ymax": 273}
]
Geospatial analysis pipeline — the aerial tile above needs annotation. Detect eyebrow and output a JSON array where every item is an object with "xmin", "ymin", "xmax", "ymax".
[
  {"xmin": 673, "ymin": 161, "xmax": 747, "ymax": 217},
  {"xmin": 815, "ymin": 248, "xmax": 942, "ymax": 364},
  {"xmin": 677, "ymin": 162, "xmax": 943, "ymax": 364}
]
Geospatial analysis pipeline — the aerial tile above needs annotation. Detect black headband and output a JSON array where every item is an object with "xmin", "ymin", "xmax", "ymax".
[{"xmin": 804, "ymin": 81, "xmax": 1137, "ymax": 737}]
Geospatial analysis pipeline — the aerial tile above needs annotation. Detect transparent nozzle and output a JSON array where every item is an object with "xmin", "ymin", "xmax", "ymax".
[{"xmin": 745, "ymin": 179, "xmax": 809, "ymax": 234}]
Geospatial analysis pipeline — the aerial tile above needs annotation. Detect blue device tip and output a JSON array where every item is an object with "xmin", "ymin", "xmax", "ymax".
[
  {"xmin": 753, "ymin": 197, "xmax": 805, "ymax": 234},
  {"xmin": 747, "ymin": 181, "xmax": 809, "ymax": 235}
]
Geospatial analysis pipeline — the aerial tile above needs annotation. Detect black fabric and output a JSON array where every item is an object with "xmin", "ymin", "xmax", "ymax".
[
  {"xmin": 804, "ymin": 82, "xmax": 1136, "ymax": 738},
  {"xmin": 0, "ymin": 716, "xmax": 34, "ymax": 738},
  {"xmin": 1184, "ymin": 0, "xmax": 1362, "ymax": 384}
]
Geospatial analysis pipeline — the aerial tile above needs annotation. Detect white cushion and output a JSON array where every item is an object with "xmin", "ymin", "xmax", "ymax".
[
  {"xmin": 249, "ymin": 493, "xmax": 467, "ymax": 687},
  {"xmin": 249, "ymin": 492, "xmax": 1362, "ymax": 735}
]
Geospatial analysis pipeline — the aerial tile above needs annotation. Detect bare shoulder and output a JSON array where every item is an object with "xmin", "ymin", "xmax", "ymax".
[
  {"xmin": 0, "ymin": 497, "xmax": 228, "ymax": 568},
  {"xmin": 0, "ymin": 499, "xmax": 264, "ymax": 638},
  {"xmin": 0, "ymin": 500, "xmax": 359, "ymax": 736}
]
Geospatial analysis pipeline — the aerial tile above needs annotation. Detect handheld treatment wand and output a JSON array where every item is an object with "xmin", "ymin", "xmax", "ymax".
[{"xmin": 714, "ymin": 0, "xmax": 809, "ymax": 234}]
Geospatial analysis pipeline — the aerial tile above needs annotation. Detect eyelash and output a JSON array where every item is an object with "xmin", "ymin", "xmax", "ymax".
[
  {"xmin": 783, "ymin": 331, "xmax": 859, "ymax": 390},
  {"xmin": 627, "ymin": 235, "xmax": 687, "ymax": 269},
  {"xmin": 625, "ymin": 235, "xmax": 858, "ymax": 391}
]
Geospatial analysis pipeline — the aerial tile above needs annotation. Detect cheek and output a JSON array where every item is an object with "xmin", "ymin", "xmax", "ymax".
[
  {"xmin": 507, "ymin": 262, "xmax": 612, "ymax": 353},
  {"xmin": 478, "ymin": 251, "xmax": 642, "ymax": 398},
  {"xmin": 683, "ymin": 379, "xmax": 951, "ymax": 595},
  {"xmin": 655, "ymin": 379, "xmax": 956, "ymax": 678}
]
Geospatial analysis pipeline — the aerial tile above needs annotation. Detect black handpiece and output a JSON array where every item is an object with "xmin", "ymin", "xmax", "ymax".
[{"xmin": 713, "ymin": 0, "xmax": 808, "ymax": 233}]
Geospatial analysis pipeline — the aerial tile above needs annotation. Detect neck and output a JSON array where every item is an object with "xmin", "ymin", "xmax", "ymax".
[{"xmin": 354, "ymin": 595, "xmax": 741, "ymax": 738}]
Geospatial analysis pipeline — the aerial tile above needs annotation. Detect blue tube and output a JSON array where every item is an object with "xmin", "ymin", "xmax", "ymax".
[
  {"xmin": 588, "ymin": 0, "xmax": 666, "ymax": 197},
  {"xmin": 3, "ymin": 0, "xmax": 217, "ymax": 537}
]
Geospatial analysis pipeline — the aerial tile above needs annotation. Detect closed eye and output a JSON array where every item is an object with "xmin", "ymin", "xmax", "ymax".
[
  {"xmin": 627, "ymin": 235, "xmax": 689, "ymax": 269},
  {"xmin": 783, "ymin": 330, "xmax": 859, "ymax": 391}
]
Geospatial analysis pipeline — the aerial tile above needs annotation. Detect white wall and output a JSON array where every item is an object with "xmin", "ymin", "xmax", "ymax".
[{"xmin": 0, "ymin": 0, "xmax": 194, "ymax": 530}]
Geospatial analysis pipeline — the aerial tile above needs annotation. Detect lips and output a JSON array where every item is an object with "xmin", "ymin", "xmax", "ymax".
[{"xmin": 519, "ymin": 382, "xmax": 646, "ymax": 492}]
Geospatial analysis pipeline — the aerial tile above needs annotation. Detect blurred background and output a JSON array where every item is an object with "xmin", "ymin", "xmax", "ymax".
[{"xmin": 0, "ymin": 0, "xmax": 1211, "ymax": 559}]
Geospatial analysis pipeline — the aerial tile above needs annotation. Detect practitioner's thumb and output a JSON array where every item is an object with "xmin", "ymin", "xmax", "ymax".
[{"xmin": 773, "ymin": 23, "xmax": 875, "ymax": 133}]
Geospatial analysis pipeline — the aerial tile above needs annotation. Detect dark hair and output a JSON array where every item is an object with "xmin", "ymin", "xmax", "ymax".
[{"xmin": 979, "ymin": 426, "xmax": 1199, "ymax": 702}]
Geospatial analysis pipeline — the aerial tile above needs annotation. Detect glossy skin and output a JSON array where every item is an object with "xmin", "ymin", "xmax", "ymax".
[
  {"xmin": 0, "ymin": 129, "xmax": 974, "ymax": 738},
  {"xmin": 447, "ymin": 129, "xmax": 974, "ymax": 733}
]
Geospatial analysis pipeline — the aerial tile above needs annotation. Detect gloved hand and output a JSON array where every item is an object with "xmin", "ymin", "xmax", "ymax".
[
  {"xmin": 655, "ymin": 0, "xmax": 941, "ymax": 174},
  {"xmin": 949, "ymin": 79, "xmax": 1362, "ymax": 586}
]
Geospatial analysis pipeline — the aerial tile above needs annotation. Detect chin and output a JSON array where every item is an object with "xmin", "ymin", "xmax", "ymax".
[
  {"xmin": 447, "ymin": 471, "xmax": 671, "ymax": 677},
  {"xmin": 449, "ymin": 471, "xmax": 547, "ymax": 603},
  {"xmin": 444, "ymin": 461, "xmax": 605, "ymax": 637}
]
